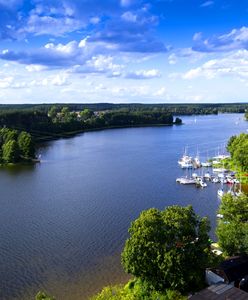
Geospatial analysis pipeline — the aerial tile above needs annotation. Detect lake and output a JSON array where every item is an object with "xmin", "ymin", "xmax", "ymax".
[{"xmin": 0, "ymin": 113, "xmax": 247, "ymax": 300}]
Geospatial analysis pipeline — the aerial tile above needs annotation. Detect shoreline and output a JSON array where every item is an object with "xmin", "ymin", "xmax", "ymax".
[{"xmin": 35, "ymin": 122, "xmax": 179, "ymax": 142}]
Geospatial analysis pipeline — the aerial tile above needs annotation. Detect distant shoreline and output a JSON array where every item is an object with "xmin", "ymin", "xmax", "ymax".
[{"xmin": 35, "ymin": 122, "xmax": 180, "ymax": 142}]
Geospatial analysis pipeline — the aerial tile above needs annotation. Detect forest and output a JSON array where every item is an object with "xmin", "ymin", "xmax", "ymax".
[
  {"xmin": 0, "ymin": 106, "xmax": 178, "ymax": 141},
  {"xmin": 0, "ymin": 128, "xmax": 35, "ymax": 164}
]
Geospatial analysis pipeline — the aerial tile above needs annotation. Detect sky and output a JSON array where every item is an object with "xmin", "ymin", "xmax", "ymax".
[{"xmin": 1, "ymin": 0, "xmax": 248, "ymax": 104}]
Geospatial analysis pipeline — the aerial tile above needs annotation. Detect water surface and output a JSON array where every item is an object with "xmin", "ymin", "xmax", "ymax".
[{"xmin": 0, "ymin": 114, "xmax": 247, "ymax": 299}]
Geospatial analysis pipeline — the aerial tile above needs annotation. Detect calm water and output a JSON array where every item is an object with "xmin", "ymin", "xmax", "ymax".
[{"xmin": 0, "ymin": 114, "xmax": 247, "ymax": 300}]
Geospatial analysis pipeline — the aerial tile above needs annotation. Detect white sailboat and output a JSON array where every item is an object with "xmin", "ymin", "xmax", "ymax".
[{"xmin": 178, "ymin": 147, "xmax": 193, "ymax": 168}]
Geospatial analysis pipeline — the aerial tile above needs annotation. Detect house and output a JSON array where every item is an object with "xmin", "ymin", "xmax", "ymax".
[
  {"xmin": 206, "ymin": 256, "xmax": 248, "ymax": 290},
  {"xmin": 190, "ymin": 283, "xmax": 248, "ymax": 300},
  {"xmin": 191, "ymin": 256, "xmax": 248, "ymax": 299}
]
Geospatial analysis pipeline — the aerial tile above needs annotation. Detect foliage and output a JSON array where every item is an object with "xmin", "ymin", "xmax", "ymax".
[
  {"xmin": 80, "ymin": 108, "xmax": 94, "ymax": 120},
  {"xmin": 121, "ymin": 205, "xmax": 211, "ymax": 293},
  {"xmin": 216, "ymin": 193, "xmax": 248, "ymax": 256},
  {"xmin": 91, "ymin": 279, "xmax": 186, "ymax": 300},
  {"xmin": 0, "ymin": 128, "xmax": 35, "ymax": 163},
  {"xmin": 35, "ymin": 291, "xmax": 55, "ymax": 300},
  {"xmin": 0, "ymin": 103, "xmax": 247, "ymax": 115},
  {"xmin": 18, "ymin": 131, "xmax": 35, "ymax": 158},
  {"xmin": 175, "ymin": 117, "xmax": 182, "ymax": 124},
  {"xmin": 2, "ymin": 139, "xmax": 20, "ymax": 163},
  {"xmin": 48, "ymin": 105, "xmax": 59, "ymax": 119},
  {"xmin": 226, "ymin": 133, "xmax": 248, "ymax": 172}
]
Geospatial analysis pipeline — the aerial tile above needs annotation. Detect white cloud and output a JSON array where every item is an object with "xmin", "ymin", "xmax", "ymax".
[
  {"xmin": 0, "ymin": 76, "xmax": 14, "ymax": 88},
  {"xmin": 193, "ymin": 26, "xmax": 248, "ymax": 52},
  {"xmin": 25, "ymin": 64, "xmax": 47, "ymax": 72},
  {"xmin": 168, "ymin": 53, "xmax": 177, "ymax": 65},
  {"xmin": 167, "ymin": 48, "xmax": 206, "ymax": 65},
  {"xmin": 153, "ymin": 87, "xmax": 167, "ymax": 97},
  {"xmin": 121, "ymin": 11, "xmax": 137, "ymax": 22},
  {"xmin": 182, "ymin": 49, "xmax": 248, "ymax": 80},
  {"xmin": 125, "ymin": 69, "xmax": 161, "ymax": 79},
  {"xmin": 86, "ymin": 55, "xmax": 123, "ymax": 73},
  {"xmin": 30, "ymin": 73, "xmax": 70, "ymax": 87}
]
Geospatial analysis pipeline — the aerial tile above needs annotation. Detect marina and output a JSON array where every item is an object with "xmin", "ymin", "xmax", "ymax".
[{"xmin": 176, "ymin": 145, "xmax": 243, "ymax": 196}]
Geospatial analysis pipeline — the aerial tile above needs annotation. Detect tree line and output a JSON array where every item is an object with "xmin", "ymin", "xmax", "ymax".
[
  {"xmin": 0, "ymin": 102, "xmax": 248, "ymax": 115},
  {"xmin": 0, "ymin": 128, "xmax": 35, "ymax": 164},
  {"xmin": 0, "ymin": 106, "xmax": 179, "ymax": 141}
]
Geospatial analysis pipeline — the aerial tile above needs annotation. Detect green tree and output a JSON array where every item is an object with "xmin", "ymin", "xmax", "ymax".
[
  {"xmin": 175, "ymin": 117, "xmax": 182, "ymax": 124},
  {"xmin": 80, "ymin": 108, "xmax": 93, "ymax": 121},
  {"xmin": 35, "ymin": 291, "xmax": 55, "ymax": 300},
  {"xmin": 216, "ymin": 193, "xmax": 248, "ymax": 256},
  {"xmin": 60, "ymin": 107, "xmax": 73, "ymax": 123},
  {"xmin": 2, "ymin": 140, "xmax": 20, "ymax": 163},
  {"xmin": 48, "ymin": 105, "xmax": 58, "ymax": 119},
  {"xmin": 0, "ymin": 128, "xmax": 18, "ymax": 143},
  {"xmin": 18, "ymin": 131, "xmax": 35, "ymax": 158},
  {"xmin": 91, "ymin": 279, "xmax": 186, "ymax": 300},
  {"xmin": 121, "ymin": 206, "xmax": 211, "ymax": 293}
]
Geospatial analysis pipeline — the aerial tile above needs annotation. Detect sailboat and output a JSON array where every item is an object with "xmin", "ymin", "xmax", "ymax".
[
  {"xmin": 193, "ymin": 148, "xmax": 201, "ymax": 168},
  {"xmin": 178, "ymin": 147, "xmax": 193, "ymax": 168}
]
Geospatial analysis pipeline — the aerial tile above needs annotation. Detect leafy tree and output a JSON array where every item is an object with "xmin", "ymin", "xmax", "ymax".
[
  {"xmin": 18, "ymin": 131, "xmax": 35, "ymax": 158},
  {"xmin": 216, "ymin": 193, "xmax": 248, "ymax": 256},
  {"xmin": 35, "ymin": 291, "xmax": 55, "ymax": 300},
  {"xmin": 175, "ymin": 117, "xmax": 182, "ymax": 124},
  {"xmin": 232, "ymin": 139, "xmax": 248, "ymax": 172},
  {"xmin": 0, "ymin": 128, "xmax": 18, "ymax": 143},
  {"xmin": 91, "ymin": 279, "xmax": 186, "ymax": 300},
  {"xmin": 121, "ymin": 206, "xmax": 211, "ymax": 293},
  {"xmin": 2, "ymin": 140, "xmax": 20, "ymax": 163},
  {"xmin": 80, "ymin": 108, "xmax": 93, "ymax": 120},
  {"xmin": 48, "ymin": 105, "xmax": 58, "ymax": 119}
]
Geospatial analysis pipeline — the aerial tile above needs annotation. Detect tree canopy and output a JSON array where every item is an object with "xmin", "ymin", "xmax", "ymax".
[
  {"xmin": 121, "ymin": 205, "xmax": 211, "ymax": 293},
  {"xmin": 18, "ymin": 131, "xmax": 35, "ymax": 158},
  {"xmin": 0, "ymin": 128, "xmax": 35, "ymax": 163},
  {"xmin": 35, "ymin": 291, "xmax": 55, "ymax": 300},
  {"xmin": 227, "ymin": 133, "xmax": 248, "ymax": 172},
  {"xmin": 216, "ymin": 193, "xmax": 248, "ymax": 256},
  {"xmin": 91, "ymin": 279, "xmax": 186, "ymax": 300}
]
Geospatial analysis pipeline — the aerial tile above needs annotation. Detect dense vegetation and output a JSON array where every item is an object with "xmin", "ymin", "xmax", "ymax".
[
  {"xmin": 35, "ymin": 292, "xmax": 55, "ymax": 300},
  {"xmin": 216, "ymin": 193, "xmax": 248, "ymax": 256},
  {"xmin": 121, "ymin": 205, "xmax": 212, "ymax": 294},
  {"xmin": 0, "ymin": 106, "xmax": 178, "ymax": 141},
  {"xmin": 0, "ymin": 102, "xmax": 247, "ymax": 115},
  {"xmin": 91, "ymin": 279, "xmax": 186, "ymax": 300},
  {"xmin": 227, "ymin": 133, "xmax": 248, "ymax": 172},
  {"xmin": 0, "ymin": 102, "xmax": 246, "ymax": 141},
  {"xmin": 0, "ymin": 128, "xmax": 35, "ymax": 164}
]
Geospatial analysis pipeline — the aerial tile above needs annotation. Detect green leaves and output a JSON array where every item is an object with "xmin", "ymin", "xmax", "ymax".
[
  {"xmin": 35, "ymin": 291, "xmax": 55, "ymax": 300},
  {"xmin": 90, "ymin": 279, "xmax": 187, "ymax": 300},
  {"xmin": 18, "ymin": 131, "xmax": 35, "ymax": 158},
  {"xmin": 227, "ymin": 133, "xmax": 248, "ymax": 172},
  {"xmin": 0, "ymin": 128, "xmax": 35, "ymax": 163},
  {"xmin": 216, "ymin": 193, "xmax": 248, "ymax": 256},
  {"xmin": 122, "ymin": 205, "xmax": 211, "ymax": 293},
  {"xmin": 2, "ymin": 139, "xmax": 20, "ymax": 163}
]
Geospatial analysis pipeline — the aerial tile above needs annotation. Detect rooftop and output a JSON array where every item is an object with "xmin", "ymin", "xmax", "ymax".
[{"xmin": 190, "ymin": 284, "xmax": 248, "ymax": 300}]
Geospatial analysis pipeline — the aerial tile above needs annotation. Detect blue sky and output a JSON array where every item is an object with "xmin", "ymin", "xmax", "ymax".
[{"xmin": 0, "ymin": 0, "xmax": 248, "ymax": 103}]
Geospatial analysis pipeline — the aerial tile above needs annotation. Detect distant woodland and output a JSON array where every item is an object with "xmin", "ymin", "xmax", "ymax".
[{"xmin": 0, "ymin": 103, "xmax": 246, "ymax": 142}]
